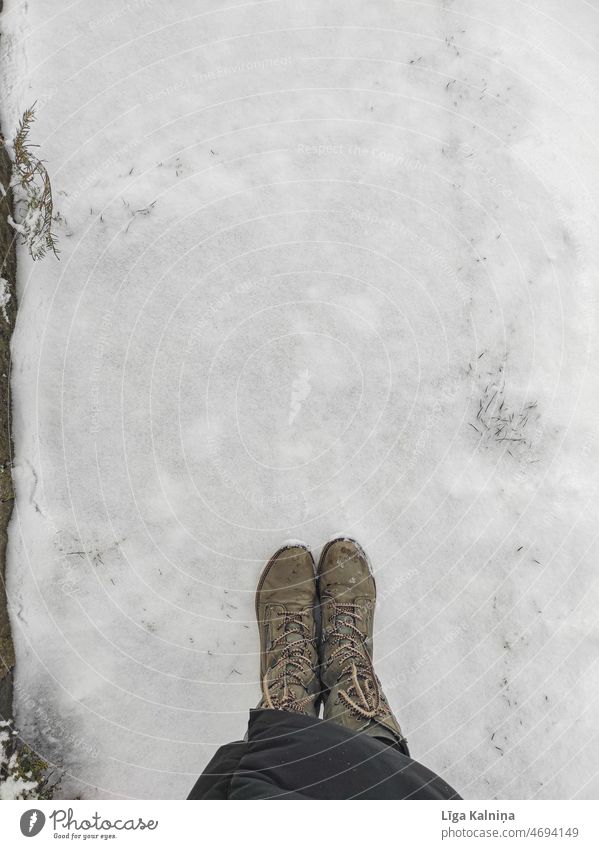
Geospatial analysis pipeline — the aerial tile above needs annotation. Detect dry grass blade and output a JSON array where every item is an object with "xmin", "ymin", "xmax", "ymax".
[{"xmin": 10, "ymin": 104, "xmax": 59, "ymax": 261}]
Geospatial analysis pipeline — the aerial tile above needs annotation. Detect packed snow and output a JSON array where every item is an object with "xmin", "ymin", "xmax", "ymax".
[
  {"xmin": 0, "ymin": 721, "xmax": 38, "ymax": 800},
  {"xmin": 1, "ymin": 0, "xmax": 599, "ymax": 799},
  {"xmin": 0, "ymin": 276, "xmax": 10, "ymax": 320}
]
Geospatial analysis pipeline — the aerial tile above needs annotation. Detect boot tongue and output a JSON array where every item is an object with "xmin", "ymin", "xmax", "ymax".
[
  {"xmin": 283, "ymin": 623, "xmax": 303, "ymax": 643},
  {"xmin": 328, "ymin": 606, "xmax": 371, "ymax": 687},
  {"xmin": 278, "ymin": 611, "xmax": 308, "ymax": 675},
  {"xmin": 332, "ymin": 610, "xmax": 359, "ymax": 648},
  {"xmin": 279, "ymin": 608, "xmax": 304, "ymax": 643}
]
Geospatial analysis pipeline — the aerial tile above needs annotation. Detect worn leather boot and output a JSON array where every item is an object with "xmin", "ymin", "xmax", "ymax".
[
  {"xmin": 255, "ymin": 544, "xmax": 320, "ymax": 716},
  {"xmin": 318, "ymin": 537, "xmax": 407, "ymax": 748}
]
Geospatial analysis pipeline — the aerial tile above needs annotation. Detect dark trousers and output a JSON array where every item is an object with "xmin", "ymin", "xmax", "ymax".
[{"xmin": 188, "ymin": 709, "xmax": 461, "ymax": 800}]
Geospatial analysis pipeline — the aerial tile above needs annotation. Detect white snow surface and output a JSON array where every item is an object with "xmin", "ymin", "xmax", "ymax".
[
  {"xmin": 0, "ymin": 276, "xmax": 10, "ymax": 320},
  {"xmin": 1, "ymin": 0, "xmax": 599, "ymax": 799}
]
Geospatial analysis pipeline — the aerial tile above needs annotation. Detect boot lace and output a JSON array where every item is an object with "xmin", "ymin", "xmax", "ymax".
[
  {"xmin": 325, "ymin": 600, "xmax": 389, "ymax": 720},
  {"xmin": 262, "ymin": 607, "xmax": 316, "ymax": 714}
]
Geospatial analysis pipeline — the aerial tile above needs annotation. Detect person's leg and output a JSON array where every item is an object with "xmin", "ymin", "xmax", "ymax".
[
  {"xmin": 317, "ymin": 537, "xmax": 410, "ymax": 754},
  {"xmin": 255, "ymin": 543, "xmax": 321, "ymax": 715}
]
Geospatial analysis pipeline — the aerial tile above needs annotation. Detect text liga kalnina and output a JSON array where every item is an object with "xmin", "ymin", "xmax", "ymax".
[{"xmin": 442, "ymin": 810, "xmax": 516, "ymax": 823}]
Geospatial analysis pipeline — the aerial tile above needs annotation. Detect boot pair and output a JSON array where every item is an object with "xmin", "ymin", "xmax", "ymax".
[{"xmin": 255, "ymin": 537, "xmax": 406, "ymax": 749}]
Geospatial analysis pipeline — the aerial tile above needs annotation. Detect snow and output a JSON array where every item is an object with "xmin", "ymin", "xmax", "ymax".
[
  {"xmin": 0, "ymin": 724, "xmax": 38, "ymax": 800},
  {"xmin": 1, "ymin": 0, "xmax": 599, "ymax": 800},
  {"xmin": 6, "ymin": 213, "xmax": 23, "ymax": 234},
  {"xmin": 0, "ymin": 276, "xmax": 10, "ymax": 320},
  {"xmin": 0, "ymin": 770, "xmax": 37, "ymax": 802}
]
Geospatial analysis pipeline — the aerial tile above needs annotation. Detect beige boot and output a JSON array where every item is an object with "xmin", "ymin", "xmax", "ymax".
[
  {"xmin": 255, "ymin": 544, "xmax": 320, "ymax": 716},
  {"xmin": 318, "ymin": 538, "xmax": 407, "ymax": 747}
]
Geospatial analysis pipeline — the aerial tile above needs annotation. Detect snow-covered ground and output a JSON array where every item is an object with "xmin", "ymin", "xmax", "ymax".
[{"xmin": 1, "ymin": 0, "xmax": 599, "ymax": 799}]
